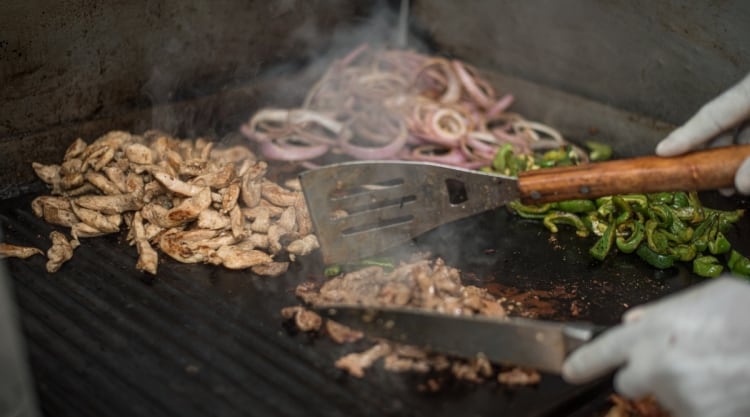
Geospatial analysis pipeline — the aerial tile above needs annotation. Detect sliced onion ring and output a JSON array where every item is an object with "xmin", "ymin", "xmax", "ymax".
[
  {"xmin": 414, "ymin": 58, "xmax": 461, "ymax": 104},
  {"xmin": 461, "ymin": 131, "xmax": 501, "ymax": 162},
  {"xmin": 451, "ymin": 60, "xmax": 495, "ymax": 109},
  {"xmin": 429, "ymin": 108, "xmax": 468, "ymax": 144},
  {"xmin": 242, "ymin": 44, "xmax": 586, "ymax": 172},
  {"xmin": 339, "ymin": 120, "xmax": 408, "ymax": 160},
  {"xmin": 486, "ymin": 94, "xmax": 515, "ymax": 118},
  {"xmin": 513, "ymin": 120, "xmax": 565, "ymax": 145},
  {"xmin": 260, "ymin": 136, "xmax": 330, "ymax": 161},
  {"xmin": 244, "ymin": 109, "xmax": 292, "ymax": 142}
]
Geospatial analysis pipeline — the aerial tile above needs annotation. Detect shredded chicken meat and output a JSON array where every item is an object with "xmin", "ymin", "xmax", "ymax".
[
  {"xmin": 606, "ymin": 395, "xmax": 671, "ymax": 417},
  {"xmin": 0, "ymin": 243, "xmax": 44, "ymax": 260},
  {"xmin": 24, "ymin": 130, "xmax": 318, "ymax": 275},
  {"xmin": 284, "ymin": 256, "xmax": 541, "ymax": 387}
]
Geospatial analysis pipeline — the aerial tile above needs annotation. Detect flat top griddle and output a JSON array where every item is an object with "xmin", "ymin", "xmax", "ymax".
[{"xmin": 2, "ymin": 189, "xmax": 748, "ymax": 417}]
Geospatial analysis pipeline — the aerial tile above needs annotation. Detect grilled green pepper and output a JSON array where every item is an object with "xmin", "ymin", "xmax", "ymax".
[
  {"xmin": 543, "ymin": 211, "xmax": 590, "ymax": 237},
  {"xmin": 691, "ymin": 213, "xmax": 718, "ymax": 253},
  {"xmin": 616, "ymin": 220, "xmax": 644, "ymax": 254},
  {"xmin": 637, "ymin": 244, "xmax": 675, "ymax": 269},
  {"xmin": 667, "ymin": 215, "xmax": 693, "ymax": 243},
  {"xmin": 492, "ymin": 144, "xmax": 749, "ymax": 277},
  {"xmin": 324, "ymin": 264, "xmax": 342, "ymax": 277},
  {"xmin": 645, "ymin": 219, "xmax": 670, "ymax": 253},
  {"xmin": 669, "ymin": 244, "xmax": 697, "ymax": 262},
  {"xmin": 728, "ymin": 250, "xmax": 750, "ymax": 277},
  {"xmin": 693, "ymin": 255, "xmax": 724, "ymax": 278},
  {"xmin": 708, "ymin": 232, "xmax": 731, "ymax": 255},
  {"xmin": 649, "ymin": 192, "xmax": 674, "ymax": 205},
  {"xmin": 507, "ymin": 201, "xmax": 552, "ymax": 219},
  {"xmin": 585, "ymin": 141, "xmax": 613, "ymax": 162},
  {"xmin": 554, "ymin": 199, "xmax": 596, "ymax": 214},
  {"xmin": 590, "ymin": 222, "xmax": 615, "ymax": 261},
  {"xmin": 672, "ymin": 191, "xmax": 690, "ymax": 208}
]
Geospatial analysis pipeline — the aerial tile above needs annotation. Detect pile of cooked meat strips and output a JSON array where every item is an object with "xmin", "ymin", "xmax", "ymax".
[
  {"xmin": 283, "ymin": 254, "xmax": 542, "ymax": 388},
  {"xmin": 1, "ymin": 130, "xmax": 318, "ymax": 275}
]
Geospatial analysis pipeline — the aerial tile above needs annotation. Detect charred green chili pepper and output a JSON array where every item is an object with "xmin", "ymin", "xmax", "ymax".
[
  {"xmin": 691, "ymin": 213, "xmax": 718, "ymax": 253},
  {"xmin": 585, "ymin": 141, "xmax": 613, "ymax": 162},
  {"xmin": 708, "ymin": 232, "xmax": 731, "ymax": 255},
  {"xmin": 714, "ymin": 208, "xmax": 745, "ymax": 232},
  {"xmin": 492, "ymin": 143, "xmax": 513, "ymax": 172},
  {"xmin": 648, "ymin": 204, "xmax": 673, "ymax": 228},
  {"xmin": 637, "ymin": 244, "xmax": 675, "ymax": 269},
  {"xmin": 540, "ymin": 146, "xmax": 577, "ymax": 167},
  {"xmin": 583, "ymin": 212, "xmax": 609, "ymax": 236},
  {"xmin": 620, "ymin": 195, "xmax": 649, "ymax": 212},
  {"xmin": 672, "ymin": 191, "xmax": 690, "ymax": 208},
  {"xmin": 493, "ymin": 145, "xmax": 749, "ymax": 278},
  {"xmin": 649, "ymin": 192, "xmax": 674, "ymax": 205},
  {"xmin": 554, "ymin": 199, "xmax": 596, "ymax": 213},
  {"xmin": 590, "ymin": 222, "xmax": 615, "ymax": 261},
  {"xmin": 324, "ymin": 264, "xmax": 342, "ymax": 277},
  {"xmin": 645, "ymin": 219, "xmax": 670, "ymax": 253},
  {"xmin": 596, "ymin": 198, "xmax": 616, "ymax": 217},
  {"xmin": 686, "ymin": 191, "xmax": 705, "ymax": 223},
  {"xmin": 667, "ymin": 215, "xmax": 693, "ymax": 243},
  {"xmin": 542, "ymin": 149, "xmax": 569, "ymax": 163},
  {"xmin": 662, "ymin": 191, "xmax": 703, "ymax": 223},
  {"xmin": 616, "ymin": 220, "xmax": 644, "ymax": 254},
  {"xmin": 669, "ymin": 244, "xmax": 697, "ymax": 262},
  {"xmin": 612, "ymin": 196, "xmax": 633, "ymax": 224},
  {"xmin": 507, "ymin": 201, "xmax": 552, "ymax": 219},
  {"xmin": 597, "ymin": 195, "xmax": 648, "ymax": 218},
  {"xmin": 543, "ymin": 211, "xmax": 590, "ymax": 237},
  {"xmin": 728, "ymin": 250, "xmax": 750, "ymax": 277},
  {"xmin": 693, "ymin": 255, "xmax": 724, "ymax": 278},
  {"xmin": 491, "ymin": 143, "xmax": 533, "ymax": 176}
]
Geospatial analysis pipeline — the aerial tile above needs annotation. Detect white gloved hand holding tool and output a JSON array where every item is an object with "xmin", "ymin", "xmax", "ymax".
[
  {"xmin": 656, "ymin": 73, "xmax": 750, "ymax": 194},
  {"xmin": 562, "ymin": 277, "xmax": 750, "ymax": 417}
]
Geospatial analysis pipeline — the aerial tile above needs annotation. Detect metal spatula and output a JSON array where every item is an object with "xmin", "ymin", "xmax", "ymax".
[{"xmin": 299, "ymin": 144, "xmax": 750, "ymax": 264}]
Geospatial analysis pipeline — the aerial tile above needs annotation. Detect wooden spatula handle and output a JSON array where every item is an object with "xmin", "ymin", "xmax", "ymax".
[{"xmin": 517, "ymin": 145, "xmax": 750, "ymax": 204}]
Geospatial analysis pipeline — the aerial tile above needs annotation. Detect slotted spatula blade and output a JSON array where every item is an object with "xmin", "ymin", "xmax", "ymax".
[{"xmin": 299, "ymin": 161, "xmax": 520, "ymax": 264}]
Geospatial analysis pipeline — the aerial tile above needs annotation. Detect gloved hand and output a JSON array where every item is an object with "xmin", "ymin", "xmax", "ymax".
[
  {"xmin": 656, "ymin": 73, "xmax": 750, "ymax": 194},
  {"xmin": 562, "ymin": 276, "xmax": 750, "ymax": 417}
]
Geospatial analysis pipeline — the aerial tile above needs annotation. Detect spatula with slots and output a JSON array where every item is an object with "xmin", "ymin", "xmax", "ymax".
[{"xmin": 299, "ymin": 145, "xmax": 750, "ymax": 264}]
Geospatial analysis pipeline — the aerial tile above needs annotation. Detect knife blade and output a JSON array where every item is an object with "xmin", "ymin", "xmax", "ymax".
[{"xmin": 314, "ymin": 304, "xmax": 606, "ymax": 374}]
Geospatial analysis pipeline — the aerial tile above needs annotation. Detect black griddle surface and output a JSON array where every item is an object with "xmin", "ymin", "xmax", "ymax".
[{"xmin": 2, "ymin": 191, "xmax": 747, "ymax": 417}]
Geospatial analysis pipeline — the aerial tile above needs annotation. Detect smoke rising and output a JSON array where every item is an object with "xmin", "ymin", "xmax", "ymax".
[{"xmin": 140, "ymin": 0, "xmax": 424, "ymax": 139}]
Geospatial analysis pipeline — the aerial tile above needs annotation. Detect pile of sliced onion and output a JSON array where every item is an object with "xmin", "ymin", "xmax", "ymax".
[{"xmin": 241, "ymin": 44, "xmax": 586, "ymax": 169}]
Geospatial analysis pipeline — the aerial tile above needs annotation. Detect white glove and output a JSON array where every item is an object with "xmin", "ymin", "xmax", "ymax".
[
  {"xmin": 562, "ymin": 276, "xmax": 750, "ymax": 417},
  {"xmin": 656, "ymin": 73, "xmax": 750, "ymax": 194}
]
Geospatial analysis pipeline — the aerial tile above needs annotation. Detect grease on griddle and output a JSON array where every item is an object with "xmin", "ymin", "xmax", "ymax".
[{"xmin": 486, "ymin": 282, "xmax": 587, "ymax": 319}]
